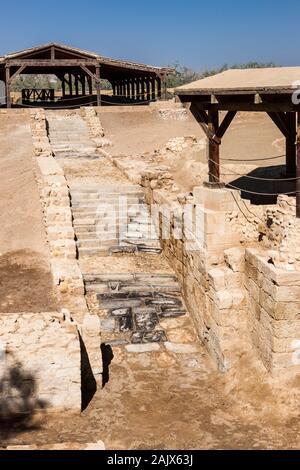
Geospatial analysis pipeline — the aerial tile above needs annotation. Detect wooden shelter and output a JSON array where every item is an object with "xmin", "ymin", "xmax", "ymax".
[
  {"xmin": 0, "ymin": 43, "xmax": 173, "ymax": 107},
  {"xmin": 175, "ymin": 67, "xmax": 300, "ymax": 217}
]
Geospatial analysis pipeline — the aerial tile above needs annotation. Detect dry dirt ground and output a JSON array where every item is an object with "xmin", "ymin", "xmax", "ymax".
[
  {"xmin": 100, "ymin": 108, "xmax": 285, "ymax": 164},
  {"xmin": 99, "ymin": 108, "xmax": 286, "ymax": 199},
  {"xmin": 0, "ymin": 112, "xmax": 56, "ymax": 312}
]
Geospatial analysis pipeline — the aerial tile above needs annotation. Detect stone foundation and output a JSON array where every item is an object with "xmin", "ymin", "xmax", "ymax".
[
  {"xmin": 0, "ymin": 311, "xmax": 81, "ymax": 412},
  {"xmin": 245, "ymin": 248, "xmax": 300, "ymax": 377},
  {"xmin": 140, "ymin": 175, "xmax": 300, "ymax": 378}
]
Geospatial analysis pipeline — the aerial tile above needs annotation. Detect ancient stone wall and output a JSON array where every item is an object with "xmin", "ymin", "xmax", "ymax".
[
  {"xmin": 28, "ymin": 109, "xmax": 102, "ymax": 387},
  {"xmin": 0, "ymin": 311, "xmax": 81, "ymax": 412},
  {"xmin": 141, "ymin": 176, "xmax": 300, "ymax": 377},
  {"xmin": 245, "ymin": 248, "xmax": 300, "ymax": 377}
]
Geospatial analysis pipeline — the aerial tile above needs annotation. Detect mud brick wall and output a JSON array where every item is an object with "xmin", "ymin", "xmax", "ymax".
[
  {"xmin": 0, "ymin": 312, "xmax": 81, "ymax": 411},
  {"xmin": 245, "ymin": 248, "xmax": 300, "ymax": 377}
]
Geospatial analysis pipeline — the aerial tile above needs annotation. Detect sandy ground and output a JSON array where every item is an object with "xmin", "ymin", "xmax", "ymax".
[
  {"xmin": 100, "ymin": 109, "xmax": 285, "ymax": 165},
  {"xmin": 100, "ymin": 108, "xmax": 288, "ymax": 203},
  {"xmin": 0, "ymin": 113, "xmax": 56, "ymax": 312}
]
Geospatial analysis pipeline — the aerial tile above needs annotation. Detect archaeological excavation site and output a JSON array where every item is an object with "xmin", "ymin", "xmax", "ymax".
[{"xmin": 1, "ymin": 42, "xmax": 300, "ymax": 452}]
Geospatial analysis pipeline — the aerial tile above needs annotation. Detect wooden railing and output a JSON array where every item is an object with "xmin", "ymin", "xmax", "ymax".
[{"xmin": 22, "ymin": 88, "xmax": 55, "ymax": 103}]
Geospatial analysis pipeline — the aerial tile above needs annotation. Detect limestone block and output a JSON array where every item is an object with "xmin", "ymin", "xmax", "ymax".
[
  {"xmin": 36, "ymin": 157, "xmax": 64, "ymax": 176},
  {"xmin": 215, "ymin": 290, "xmax": 233, "ymax": 310},
  {"xmin": 47, "ymin": 225, "xmax": 75, "ymax": 241},
  {"xmin": 82, "ymin": 314, "xmax": 101, "ymax": 338},
  {"xmin": 224, "ymin": 247, "xmax": 245, "ymax": 272},
  {"xmin": 208, "ymin": 267, "xmax": 225, "ymax": 291},
  {"xmin": 193, "ymin": 186, "xmax": 237, "ymax": 212}
]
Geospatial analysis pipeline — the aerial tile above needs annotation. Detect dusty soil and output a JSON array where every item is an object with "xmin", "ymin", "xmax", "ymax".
[
  {"xmin": 0, "ymin": 250, "xmax": 57, "ymax": 313},
  {"xmin": 100, "ymin": 109, "xmax": 284, "ymax": 165},
  {"xmin": 101, "ymin": 108, "xmax": 288, "ymax": 201},
  {"xmin": 4, "ymin": 348, "xmax": 300, "ymax": 450},
  {"xmin": 0, "ymin": 112, "xmax": 56, "ymax": 312}
]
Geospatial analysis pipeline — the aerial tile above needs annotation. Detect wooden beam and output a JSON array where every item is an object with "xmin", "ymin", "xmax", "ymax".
[
  {"xmin": 286, "ymin": 112, "xmax": 297, "ymax": 176},
  {"xmin": 5, "ymin": 66, "xmax": 11, "ymax": 108},
  {"xmin": 179, "ymin": 98, "xmax": 300, "ymax": 113},
  {"xmin": 297, "ymin": 112, "xmax": 300, "ymax": 218},
  {"xmin": 80, "ymin": 64, "xmax": 101, "ymax": 84},
  {"xmin": 68, "ymin": 73, "xmax": 73, "ymax": 96},
  {"xmin": 189, "ymin": 103, "xmax": 212, "ymax": 139},
  {"xmin": 51, "ymin": 46, "xmax": 55, "ymax": 60},
  {"xmin": 75, "ymin": 74, "xmax": 79, "ymax": 96},
  {"xmin": 157, "ymin": 76, "xmax": 162, "ymax": 99},
  {"xmin": 267, "ymin": 112, "xmax": 290, "ymax": 138},
  {"xmin": 61, "ymin": 74, "xmax": 66, "ymax": 98},
  {"xmin": 131, "ymin": 80, "xmax": 135, "ymax": 100},
  {"xmin": 146, "ymin": 79, "xmax": 151, "ymax": 101},
  {"xmin": 96, "ymin": 65, "xmax": 101, "ymax": 106},
  {"xmin": 207, "ymin": 110, "xmax": 220, "ymax": 184},
  {"xmin": 8, "ymin": 64, "xmax": 27, "ymax": 83},
  {"xmin": 216, "ymin": 111, "xmax": 236, "ymax": 139},
  {"xmin": 141, "ymin": 78, "xmax": 145, "ymax": 101},
  {"xmin": 151, "ymin": 77, "xmax": 156, "ymax": 101},
  {"xmin": 7, "ymin": 59, "xmax": 98, "ymax": 67}
]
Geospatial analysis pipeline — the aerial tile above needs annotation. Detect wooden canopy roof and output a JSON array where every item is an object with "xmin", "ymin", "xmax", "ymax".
[
  {"xmin": 174, "ymin": 67, "xmax": 300, "ymax": 218},
  {"xmin": 0, "ymin": 42, "xmax": 173, "ymax": 81},
  {"xmin": 175, "ymin": 67, "xmax": 300, "ymax": 95}
]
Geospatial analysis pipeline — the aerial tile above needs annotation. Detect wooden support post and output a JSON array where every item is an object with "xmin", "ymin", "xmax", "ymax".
[
  {"xmin": 127, "ymin": 80, "xmax": 130, "ymax": 98},
  {"xmin": 81, "ymin": 73, "xmax": 86, "ymax": 96},
  {"xmin": 75, "ymin": 74, "xmax": 79, "ymax": 96},
  {"xmin": 5, "ymin": 66, "xmax": 11, "ymax": 108},
  {"xmin": 163, "ymin": 75, "xmax": 167, "ymax": 100},
  {"xmin": 207, "ymin": 110, "xmax": 220, "ymax": 185},
  {"xmin": 68, "ymin": 73, "xmax": 73, "ymax": 96},
  {"xmin": 146, "ymin": 79, "xmax": 151, "ymax": 102},
  {"xmin": 136, "ymin": 78, "xmax": 140, "ymax": 101},
  {"xmin": 96, "ymin": 65, "xmax": 101, "ymax": 106},
  {"xmin": 286, "ymin": 112, "xmax": 297, "ymax": 176},
  {"xmin": 151, "ymin": 77, "xmax": 156, "ymax": 100},
  {"xmin": 297, "ymin": 112, "xmax": 300, "ymax": 218},
  {"xmin": 141, "ymin": 78, "xmax": 145, "ymax": 102},
  {"xmin": 61, "ymin": 74, "xmax": 66, "ymax": 98},
  {"xmin": 157, "ymin": 76, "xmax": 162, "ymax": 100},
  {"xmin": 112, "ymin": 82, "xmax": 116, "ymax": 96},
  {"xmin": 88, "ymin": 76, "xmax": 93, "ymax": 96},
  {"xmin": 131, "ymin": 80, "xmax": 135, "ymax": 100}
]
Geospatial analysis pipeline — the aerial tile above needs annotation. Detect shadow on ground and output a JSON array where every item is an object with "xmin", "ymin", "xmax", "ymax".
[
  {"xmin": 0, "ymin": 354, "xmax": 47, "ymax": 444},
  {"xmin": 227, "ymin": 164, "xmax": 294, "ymax": 205}
]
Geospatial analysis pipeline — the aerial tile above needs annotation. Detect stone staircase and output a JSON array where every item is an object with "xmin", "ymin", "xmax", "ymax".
[
  {"xmin": 70, "ymin": 183, "xmax": 162, "ymax": 256},
  {"xmin": 84, "ymin": 273, "xmax": 187, "ymax": 345},
  {"xmin": 46, "ymin": 111, "xmax": 99, "ymax": 159}
]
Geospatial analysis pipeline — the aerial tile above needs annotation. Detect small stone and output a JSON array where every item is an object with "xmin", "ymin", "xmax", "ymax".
[
  {"xmin": 84, "ymin": 441, "xmax": 106, "ymax": 450},
  {"xmin": 125, "ymin": 343, "xmax": 160, "ymax": 353},
  {"xmin": 164, "ymin": 342, "xmax": 199, "ymax": 354}
]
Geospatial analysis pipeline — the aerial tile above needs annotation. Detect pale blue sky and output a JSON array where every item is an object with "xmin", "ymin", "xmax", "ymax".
[{"xmin": 0, "ymin": 0, "xmax": 299, "ymax": 70}]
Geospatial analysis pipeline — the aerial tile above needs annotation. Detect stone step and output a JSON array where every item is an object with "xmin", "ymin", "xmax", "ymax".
[
  {"xmin": 76, "ymin": 239, "xmax": 118, "ymax": 248},
  {"xmin": 91, "ymin": 283, "xmax": 181, "ymax": 296},
  {"xmin": 71, "ymin": 201, "xmax": 144, "ymax": 209},
  {"xmin": 70, "ymin": 184, "xmax": 143, "ymax": 194},
  {"xmin": 84, "ymin": 273, "xmax": 178, "ymax": 283},
  {"xmin": 77, "ymin": 247, "xmax": 108, "ymax": 256},
  {"xmin": 108, "ymin": 245, "xmax": 162, "ymax": 255},
  {"xmin": 71, "ymin": 192, "xmax": 144, "ymax": 200}
]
